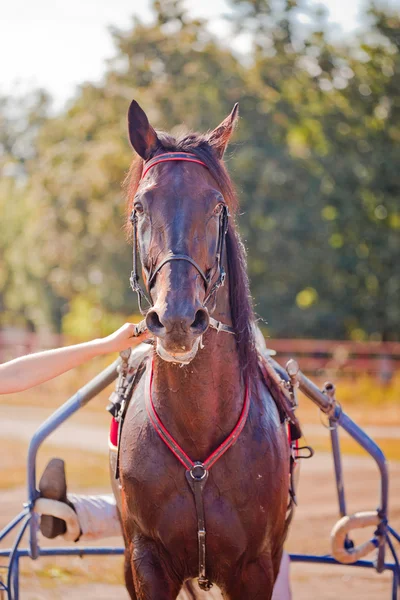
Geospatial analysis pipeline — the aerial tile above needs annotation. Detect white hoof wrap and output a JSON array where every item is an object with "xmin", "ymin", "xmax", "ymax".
[{"xmin": 331, "ymin": 511, "xmax": 380, "ymax": 564}]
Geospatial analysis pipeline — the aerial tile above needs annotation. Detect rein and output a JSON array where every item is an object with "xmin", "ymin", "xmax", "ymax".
[
  {"xmin": 129, "ymin": 152, "xmax": 232, "ymax": 331},
  {"xmin": 146, "ymin": 358, "xmax": 250, "ymax": 591}
]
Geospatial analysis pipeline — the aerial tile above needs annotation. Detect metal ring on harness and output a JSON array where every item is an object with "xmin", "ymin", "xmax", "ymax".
[{"xmin": 189, "ymin": 462, "xmax": 208, "ymax": 481}]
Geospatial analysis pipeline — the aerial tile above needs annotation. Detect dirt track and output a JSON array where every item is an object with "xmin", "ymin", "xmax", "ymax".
[
  {"xmin": 1, "ymin": 403, "xmax": 399, "ymax": 599},
  {"xmin": 1, "ymin": 448, "xmax": 399, "ymax": 599},
  {"xmin": 1, "ymin": 404, "xmax": 400, "ymax": 451}
]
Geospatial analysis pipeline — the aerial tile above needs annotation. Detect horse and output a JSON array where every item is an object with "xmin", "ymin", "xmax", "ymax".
[{"xmin": 110, "ymin": 99, "xmax": 291, "ymax": 599}]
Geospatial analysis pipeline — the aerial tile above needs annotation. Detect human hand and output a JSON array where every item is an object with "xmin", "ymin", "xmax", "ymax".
[{"xmin": 99, "ymin": 323, "xmax": 147, "ymax": 354}]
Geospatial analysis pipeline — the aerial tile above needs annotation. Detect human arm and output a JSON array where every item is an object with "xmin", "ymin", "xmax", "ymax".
[{"xmin": 0, "ymin": 323, "xmax": 144, "ymax": 394}]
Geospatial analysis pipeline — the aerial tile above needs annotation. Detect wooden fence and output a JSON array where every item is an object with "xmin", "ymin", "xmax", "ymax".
[
  {"xmin": 268, "ymin": 338, "xmax": 400, "ymax": 379},
  {"xmin": 0, "ymin": 329, "xmax": 64, "ymax": 363},
  {"xmin": 1, "ymin": 329, "xmax": 399, "ymax": 378}
]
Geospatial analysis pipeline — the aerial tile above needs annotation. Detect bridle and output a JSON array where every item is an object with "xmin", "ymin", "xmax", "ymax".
[{"xmin": 129, "ymin": 152, "xmax": 233, "ymax": 334}]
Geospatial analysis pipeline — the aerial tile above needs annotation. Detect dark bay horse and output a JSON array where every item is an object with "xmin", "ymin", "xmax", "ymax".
[{"xmin": 112, "ymin": 99, "xmax": 290, "ymax": 599}]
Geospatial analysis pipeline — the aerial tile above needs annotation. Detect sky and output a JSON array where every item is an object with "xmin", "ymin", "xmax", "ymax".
[{"xmin": 0, "ymin": 0, "xmax": 395, "ymax": 109}]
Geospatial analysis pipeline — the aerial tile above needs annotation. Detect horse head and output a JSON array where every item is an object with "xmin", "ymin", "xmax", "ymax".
[{"xmin": 126, "ymin": 99, "xmax": 239, "ymax": 365}]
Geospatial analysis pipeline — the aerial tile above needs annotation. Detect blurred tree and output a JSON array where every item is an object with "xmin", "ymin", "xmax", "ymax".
[
  {"xmin": 15, "ymin": 0, "xmax": 245, "ymax": 333},
  {"xmin": 225, "ymin": 0, "xmax": 400, "ymax": 340},
  {"xmin": 0, "ymin": 90, "xmax": 58, "ymax": 330},
  {"xmin": 0, "ymin": 0, "xmax": 399, "ymax": 342}
]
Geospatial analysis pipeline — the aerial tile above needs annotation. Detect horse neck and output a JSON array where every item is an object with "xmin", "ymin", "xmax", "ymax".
[{"xmin": 151, "ymin": 276, "xmax": 246, "ymax": 462}]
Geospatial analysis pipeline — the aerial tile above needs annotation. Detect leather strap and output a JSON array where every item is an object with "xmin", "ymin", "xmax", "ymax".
[
  {"xmin": 141, "ymin": 152, "xmax": 208, "ymax": 179},
  {"xmin": 209, "ymin": 317, "xmax": 235, "ymax": 335},
  {"xmin": 185, "ymin": 464, "xmax": 212, "ymax": 591},
  {"xmin": 114, "ymin": 359, "xmax": 147, "ymax": 479},
  {"xmin": 148, "ymin": 253, "xmax": 209, "ymax": 290},
  {"xmin": 146, "ymin": 361, "xmax": 250, "ymax": 471}
]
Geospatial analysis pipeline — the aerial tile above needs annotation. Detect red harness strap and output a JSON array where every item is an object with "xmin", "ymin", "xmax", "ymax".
[
  {"xmin": 141, "ymin": 152, "xmax": 208, "ymax": 180},
  {"xmin": 145, "ymin": 360, "xmax": 250, "ymax": 591},
  {"xmin": 144, "ymin": 360, "xmax": 250, "ymax": 591},
  {"xmin": 145, "ymin": 359, "xmax": 250, "ymax": 471}
]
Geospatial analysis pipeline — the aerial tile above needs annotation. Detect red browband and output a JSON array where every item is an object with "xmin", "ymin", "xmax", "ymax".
[{"xmin": 141, "ymin": 152, "xmax": 208, "ymax": 180}]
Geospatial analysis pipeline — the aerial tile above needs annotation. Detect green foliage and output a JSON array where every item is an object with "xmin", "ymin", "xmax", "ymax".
[
  {"xmin": 1, "ymin": 1, "xmax": 399, "ymax": 341},
  {"xmin": 62, "ymin": 295, "xmax": 140, "ymax": 340}
]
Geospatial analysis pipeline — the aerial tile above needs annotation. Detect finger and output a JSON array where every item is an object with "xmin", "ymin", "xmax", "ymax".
[{"xmin": 120, "ymin": 323, "xmax": 137, "ymax": 338}]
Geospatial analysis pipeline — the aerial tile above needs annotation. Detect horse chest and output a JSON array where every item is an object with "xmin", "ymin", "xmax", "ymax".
[{"xmin": 120, "ymin": 396, "xmax": 286, "ymax": 550}]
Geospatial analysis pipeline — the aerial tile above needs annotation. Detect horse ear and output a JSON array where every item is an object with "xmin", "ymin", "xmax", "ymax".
[
  {"xmin": 208, "ymin": 103, "xmax": 239, "ymax": 159},
  {"xmin": 127, "ymin": 100, "xmax": 159, "ymax": 160}
]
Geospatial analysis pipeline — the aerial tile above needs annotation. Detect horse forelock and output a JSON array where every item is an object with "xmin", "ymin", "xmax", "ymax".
[{"xmin": 123, "ymin": 131, "xmax": 258, "ymax": 383}]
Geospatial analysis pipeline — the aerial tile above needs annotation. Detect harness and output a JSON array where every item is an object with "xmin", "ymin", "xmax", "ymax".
[
  {"xmin": 147, "ymin": 359, "xmax": 250, "ymax": 591},
  {"xmin": 109, "ymin": 351, "xmax": 305, "ymax": 591},
  {"xmin": 110, "ymin": 151, "xmax": 306, "ymax": 591}
]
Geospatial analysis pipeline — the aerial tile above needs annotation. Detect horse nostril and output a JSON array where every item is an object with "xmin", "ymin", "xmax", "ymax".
[
  {"xmin": 146, "ymin": 310, "xmax": 166, "ymax": 336},
  {"xmin": 190, "ymin": 308, "xmax": 209, "ymax": 335}
]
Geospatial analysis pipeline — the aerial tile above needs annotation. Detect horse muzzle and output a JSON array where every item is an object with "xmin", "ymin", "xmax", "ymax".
[{"xmin": 145, "ymin": 306, "xmax": 209, "ymax": 364}]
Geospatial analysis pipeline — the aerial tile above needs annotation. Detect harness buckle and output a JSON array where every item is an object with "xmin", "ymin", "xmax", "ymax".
[
  {"xmin": 198, "ymin": 577, "xmax": 213, "ymax": 591},
  {"xmin": 129, "ymin": 271, "xmax": 139, "ymax": 291}
]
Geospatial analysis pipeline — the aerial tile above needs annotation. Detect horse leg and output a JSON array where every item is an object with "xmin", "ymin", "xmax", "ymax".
[
  {"xmin": 124, "ymin": 546, "xmax": 138, "ymax": 599},
  {"xmin": 226, "ymin": 554, "xmax": 278, "ymax": 600},
  {"xmin": 129, "ymin": 536, "xmax": 182, "ymax": 600}
]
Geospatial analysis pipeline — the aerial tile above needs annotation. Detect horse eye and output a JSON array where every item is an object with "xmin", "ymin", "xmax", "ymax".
[
  {"xmin": 213, "ymin": 203, "xmax": 224, "ymax": 216},
  {"xmin": 134, "ymin": 202, "xmax": 144, "ymax": 215}
]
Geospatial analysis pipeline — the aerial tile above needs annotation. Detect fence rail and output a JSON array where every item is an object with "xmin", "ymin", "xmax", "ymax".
[
  {"xmin": 268, "ymin": 338, "xmax": 400, "ymax": 377},
  {"xmin": 0, "ymin": 330, "xmax": 64, "ymax": 362},
  {"xmin": 0, "ymin": 330, "xmax": 399, "ymax": 377}
]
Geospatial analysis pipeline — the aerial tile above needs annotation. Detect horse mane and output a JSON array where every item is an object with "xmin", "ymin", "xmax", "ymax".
[{"xmin": 124, "ymin": 131, "xmax": 258, "ymax": 383}]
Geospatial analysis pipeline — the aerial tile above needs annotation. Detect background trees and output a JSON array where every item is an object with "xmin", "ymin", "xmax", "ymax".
[{"xmin": 1, "ymin": 1, "xmax": 399, "ymax": 341}]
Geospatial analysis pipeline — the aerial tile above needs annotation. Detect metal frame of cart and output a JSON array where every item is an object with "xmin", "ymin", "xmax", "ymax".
[{"xmin": 1, "ymin": 357, "xmax": 399, "ymax": 599}]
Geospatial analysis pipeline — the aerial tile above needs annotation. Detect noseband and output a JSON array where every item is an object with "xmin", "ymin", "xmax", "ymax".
[{"xmin": 129, "ymin": 152, "xmax": 233, "ymax": 333}]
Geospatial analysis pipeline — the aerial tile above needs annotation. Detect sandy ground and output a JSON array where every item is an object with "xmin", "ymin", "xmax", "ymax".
[
  {"xmin": 1, "ymin": 404, "xmax": 400, "ymax": 451},
  {"xmin": 1, "ymin": 409, "xmax": 399, "ymax": 599}
]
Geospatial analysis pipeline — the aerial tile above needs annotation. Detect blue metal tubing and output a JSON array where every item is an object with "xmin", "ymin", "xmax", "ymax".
[
  {"xmin": 0, "ymin": 509, "xmax": 29, "ymax": 542},
  {"xmin": 297, "ymin": 373, "xmax": 388, "ymax": 520},
  {"xmin": 11, "ymin": 555, "xmax": 19, "ymax": 600},
  {"xmin": 386, "ymin": 534, "xmax": 400, "ymax": 578},
  {"xmin": 26, "ymin": 358, "xmax": 120, "ymax": 559},
  {"xmin": 6, "ymin": 516, "xmax": 31, "ymax": 600},
  {"xmin": 389, "ymin": 526, "xmax": 400, "ymax": 545},
  {"xmin": 291, "ymin": 553, "xmax": 399, "ymax": 600},
  {"xmin": 393, "ymin": 571, "xmax": 399, "ymax": 600},
  {"xmin": 336, "ymin": 409, "xmax": 388, "ymax": 517},
  {"xmin": 290, "ymin": 553, "xmax": 397, "ymax": 572},
  {"xmin": 0, "ymin": 546, "xmax": 124, "ymax": 558},
  {"xmin": 0, "ymin": 572, "xmax": 7, "ymax": 592},
  {"xmin": 336, "ymin": 408, "xmax": 389, "ymax": 572},
  {"xmin": 296, "ymin": 370, "xmax": 389, "ymax": 574},
  {"xmin": 329, "ymin": 421, "xmax": 347, "ymax": 518}
]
